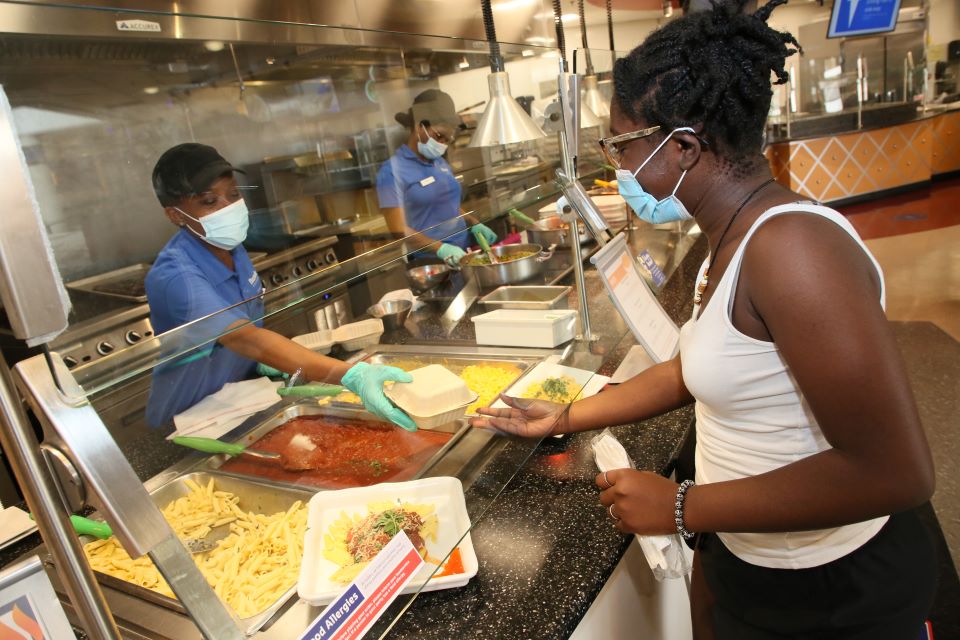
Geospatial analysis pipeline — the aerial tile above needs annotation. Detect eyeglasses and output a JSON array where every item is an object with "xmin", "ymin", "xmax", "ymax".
[
  {"xmin": 597, "ymin": 126, "xmax": 661, "ymax": 170},
  {"xmin": 420, "ymin": 121, "xmax": 454, "ymax": 144}
]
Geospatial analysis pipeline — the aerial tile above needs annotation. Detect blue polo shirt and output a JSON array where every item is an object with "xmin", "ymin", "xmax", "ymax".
[
  {"xmin": 144, "ymin": 228, "xmax": 265, "ymax": 428},
  {"xmin": 376, "ymin": 145, "xmax": 469, "ymax": 250}
]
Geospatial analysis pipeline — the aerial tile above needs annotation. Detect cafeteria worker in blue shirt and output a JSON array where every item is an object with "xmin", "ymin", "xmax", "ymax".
[
  {"xmin": 144, "ymin": 143, "xmax": 415, "ymax": 431},
  {"xmin": 377, "ymin": 90, "xmax": 497, "ymax": 265}
]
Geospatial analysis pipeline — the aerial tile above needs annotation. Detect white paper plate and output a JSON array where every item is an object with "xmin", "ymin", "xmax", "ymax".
[
  {"xmin": 297, "ymin": 477, "xmax": 478, "ymax": 606},
  {"xmin": 492, "ymin": 362, "xmax": 610, "ymax": 409}
]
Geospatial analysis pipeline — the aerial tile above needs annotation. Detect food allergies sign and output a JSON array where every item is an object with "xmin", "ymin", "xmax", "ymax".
[{"xmin": 299, "ymin": 531, "xmax": 424, "ymax": 640}]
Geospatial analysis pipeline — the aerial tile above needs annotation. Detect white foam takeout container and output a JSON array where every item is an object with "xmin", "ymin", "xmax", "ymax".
[
  {"xmin": 291, "ymin": 329, "xmax": 335, "ymax": 354},
  {"xmin": 385, "ymin": 364, "xmax": 478, "ymax": 430},
  {"xmin": 332, "ymin": 318, "xmax": 384, "ymax": 351},
  {"xmin": 297, "ymin": 477, "xmax": 478, "ymax": 606},
  {"xmin": 471, "ymin": 309, "xmax": 578, "ymax": 348}
]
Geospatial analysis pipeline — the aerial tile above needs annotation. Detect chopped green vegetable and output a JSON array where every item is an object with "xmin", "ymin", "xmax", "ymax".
[{"xmin": 542, "ymin": 377, "xmax": 569, "ymax": 397}]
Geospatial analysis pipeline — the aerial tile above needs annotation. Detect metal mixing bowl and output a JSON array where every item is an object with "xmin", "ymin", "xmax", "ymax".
[
  {"xmin": 405, "ymin": 263, "xmax": 451, "ymax": 294},
  {"xmin": 367, "ymin": 299, "xmax": 413, "ymax": 331}
]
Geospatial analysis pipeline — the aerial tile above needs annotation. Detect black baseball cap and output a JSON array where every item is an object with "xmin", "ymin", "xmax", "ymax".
[
  {"xmin": 395, "ymin": 89, "xmax": 462, "ymax": 130},
  {"xmin": 152, "ymin": 143, "xmax": 246, "ymax": 206}
]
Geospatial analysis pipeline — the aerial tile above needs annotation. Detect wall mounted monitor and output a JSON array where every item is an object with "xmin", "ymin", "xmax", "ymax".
[{"xmin": 827, "ymin": 0, "xmax": 902, "ymax": 38}]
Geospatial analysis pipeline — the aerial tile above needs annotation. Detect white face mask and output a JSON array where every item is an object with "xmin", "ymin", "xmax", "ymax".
[
  {"xmin": 176, "ymin": 198, "xmax": 250, "ymax": 250},
  {"xmin": 417, "ymin": 124, "xmax": 448, "ymax": 160}
]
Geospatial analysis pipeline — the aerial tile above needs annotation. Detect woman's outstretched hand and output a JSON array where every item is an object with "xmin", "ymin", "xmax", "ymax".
[{"xmin": 469, "ymin": 394, "xmax": 567, "ymax": 438}]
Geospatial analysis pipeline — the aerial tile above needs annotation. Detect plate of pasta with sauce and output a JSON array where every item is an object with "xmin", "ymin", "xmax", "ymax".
[{"xmin": 297, "ymin": 477, "xmax": 478, "ymax": 606}]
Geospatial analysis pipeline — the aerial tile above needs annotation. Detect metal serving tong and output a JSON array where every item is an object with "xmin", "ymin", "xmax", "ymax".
[
  {"xmin": 172, "ymin": 435, "xmax": 321, "ymax": 472},
  {"xmin": 275, "ymin": 367, "xmax": 345, "ymax": 398},
  {"xmin": 475, "ymin": 230, "xmax": 498, "ymax": 264},
  {"xmin": 68, "ymin": 514, "xmax": 229, "ymax": 554},
  {"xmin": 508, "ymin": 208, "xmax": 538, "ymax": 227}
]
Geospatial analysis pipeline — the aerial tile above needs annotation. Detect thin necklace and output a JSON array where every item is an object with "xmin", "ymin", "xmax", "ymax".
[{"xmin": 694, "ymin": 178, "xmax": 775, "ymax": 305}]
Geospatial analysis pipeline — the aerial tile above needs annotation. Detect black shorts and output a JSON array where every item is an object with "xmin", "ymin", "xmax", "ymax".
[{"xmin": 699, "ymin": 509, "xmax": 938, "ymax": 640}]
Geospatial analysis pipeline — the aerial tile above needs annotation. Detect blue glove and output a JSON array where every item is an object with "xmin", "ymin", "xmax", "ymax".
[
  {"xmin": 341, "ymin": 362, "xmax": 416, "ymax": 431},
  {"xmin": 436, "ymin": 243, "xmax": 466, "ymax": 267},
  {"xmin": 256, "ymin": 363, "xmax": 289, "ymax": 380},
  {"xmin": 471, "ymin": 223, "xmax": 498, "ymax": 245}
]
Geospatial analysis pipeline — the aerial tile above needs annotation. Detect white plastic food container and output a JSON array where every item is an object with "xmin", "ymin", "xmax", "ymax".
[
  {"xmin": 297, "ymin": 477, "xmax": 478, "ymax": 606},
  {"xmin": 471, "ymin": 309, "xmax": 578, "ymax": 348},
  {"xmin": 291, "ymin": 329, "xmax": 335, "ymax": 354},
  {"xmin": 385, "ymin": 364, "xmax": 478, "ymax": 430},
  {"xmin": 332, "ymin": 318, "xmax": 384, "ymax": 351}
]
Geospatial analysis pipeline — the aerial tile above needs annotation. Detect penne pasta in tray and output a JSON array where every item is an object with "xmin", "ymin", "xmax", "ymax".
[{"xmin": 79, "ymin": 472, "xmax": 312, "ymax": 634}]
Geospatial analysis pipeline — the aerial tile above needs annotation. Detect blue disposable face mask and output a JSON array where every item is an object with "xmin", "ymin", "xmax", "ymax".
[
  {"xmin": 417, "ymin": 124, "xmax": 448, "ymax": 160},
  {"xmin": 616, "ymin": 127, "xmax": 695, "ymax": 224},
  {"xmin": 176, "ymin": 197, "xmax": 250, "ymax": 250}
]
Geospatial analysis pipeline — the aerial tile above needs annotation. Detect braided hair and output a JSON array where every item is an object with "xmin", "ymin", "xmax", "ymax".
[{"xmin": 613, "ymin": 0, "xmax": 800, "ymax": 174}]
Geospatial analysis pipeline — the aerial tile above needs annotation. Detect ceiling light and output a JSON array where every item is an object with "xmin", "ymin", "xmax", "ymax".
[
  {"xmin": 494, "ymin": 0, "xmax": 536, "ymax": 10},
  {"xmin": 471, "ymin": 0, "xmax": 546, "ymax": 147},
  {"xmin": 203, "ymin": 40, "xmax": 225, "ymax": 52},
  {"xmin": 143, "ymin": 86, "xmax": 159, "ymax": 95},
  {"xmin": 579, "ymin": 101, "xmax": 603, "ymax": 129},
  {"xmin": 582, "ymin": 75, "xmax": 609, "ymax": 118},
  {"xmin": 469, "ymin": 72, "xmax": 546, "ymax": 147}
]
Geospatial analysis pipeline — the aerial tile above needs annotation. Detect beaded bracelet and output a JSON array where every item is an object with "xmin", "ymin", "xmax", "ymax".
[{"xmin": 674, "ymin": 479, "xmax": 696, "ymax": 540}]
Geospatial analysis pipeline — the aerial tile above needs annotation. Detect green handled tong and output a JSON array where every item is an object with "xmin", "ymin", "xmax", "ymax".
[
  {"xmin": 67, "ymin": 510, "xmax": 229, "ymax": 554},
  {"xmin": 508, "ymin": 208, "xmax": 537, "ymax": 226},
  {"xmin": 276, "ymin": 383, "xmax": 344, "ymax": 397},
  {"xmin": 172, "ymin": 435, "xmax": 282, "ymax": 463},
  {"xmin": 70, "ymin": 515, "xmax": 114, "ymax": 540},
  {"xmin": 475, "ymin": 230, "xmax": 498, "ymax": 264}
]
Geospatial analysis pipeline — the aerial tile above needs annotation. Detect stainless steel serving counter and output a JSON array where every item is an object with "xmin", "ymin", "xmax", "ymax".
[{"xmin": 5, "ymin": 219, "xmax": 704, "ymax": 639}]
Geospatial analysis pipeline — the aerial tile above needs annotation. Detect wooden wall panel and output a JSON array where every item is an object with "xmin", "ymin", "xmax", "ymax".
[{"xmin": 763, "ymin": 110, "xmax": 958, "ymax": 203}]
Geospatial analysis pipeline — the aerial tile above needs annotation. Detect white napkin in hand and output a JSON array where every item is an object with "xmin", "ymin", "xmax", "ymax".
[
  {"xmin": 592, "ymin": 430, "xmax": 691, "ymax": 581},
  {"xmin": 170, "ymin": 377, "xmax": 282, "ymax": 440}
]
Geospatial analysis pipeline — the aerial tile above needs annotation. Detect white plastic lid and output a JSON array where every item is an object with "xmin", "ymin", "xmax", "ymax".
[
  {"xmin": 471, "ymin": 309, "xmax": 578, "ymax": 325},
  {"xmin": 332, "ymin": 318, "xmax": 384, "ymax": 342},
  {"xmin": 385, "ymin": 364, "xmax": 475, "ymax": 417},
  {"xmin": 292, "ymin": 329, "xmax": 335, "ymax": 350}
]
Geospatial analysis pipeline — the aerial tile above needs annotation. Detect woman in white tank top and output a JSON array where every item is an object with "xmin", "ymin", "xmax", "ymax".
[{"xmin": 472, "ymin": 1, "xmax": 937, "ymax": 637}]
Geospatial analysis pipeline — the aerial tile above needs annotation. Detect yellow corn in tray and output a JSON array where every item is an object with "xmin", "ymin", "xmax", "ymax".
[
  {"xmin": 457, "ymin": 364, "xmax": 522, "ymax": 414},
  {"xmin": 82, "ymin": 478, "xmax": 307, "ymax": 619},
  {"xmin": 320, "ymin": 363, "xmax": 521, "ymax": 415}
]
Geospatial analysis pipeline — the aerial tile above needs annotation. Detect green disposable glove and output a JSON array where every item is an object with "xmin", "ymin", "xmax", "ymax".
[
  {"xmin": 470, "ymin": 223, "xmax": 498, "ymax": 245},
  {"xmin": 436, "ymin": 243, "xmax": 466, "ymax": 267},
  {"xmin": 340, "ymin": 362, "xmax": 416, "ymax": 431},
  {"xmin": 255, "ymin": 363, "xmax": 289, "ymax": 380}
]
